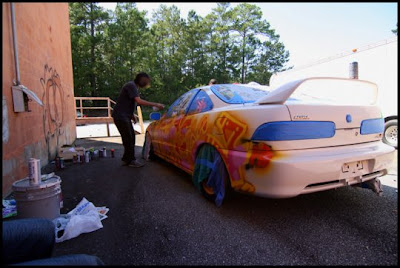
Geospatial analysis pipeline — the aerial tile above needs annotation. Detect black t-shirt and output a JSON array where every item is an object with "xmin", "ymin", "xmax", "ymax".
[{"xmin": 112, "ymin": 81, "xmax": 140, "ymax": 121}]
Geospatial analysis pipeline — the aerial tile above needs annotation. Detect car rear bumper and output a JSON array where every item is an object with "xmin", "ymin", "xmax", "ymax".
[{"xmin": 230, "ymin": 141, "xmax": 395, "ymax": 198}]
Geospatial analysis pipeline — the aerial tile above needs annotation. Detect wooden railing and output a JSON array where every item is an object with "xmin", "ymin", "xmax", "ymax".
[{"xmin": 74, "ymin": 97, "xmax": 144, "ymax": 136}]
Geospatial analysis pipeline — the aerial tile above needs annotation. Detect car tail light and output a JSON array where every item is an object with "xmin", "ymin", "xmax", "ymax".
[
  {"xmin": 251, "ymin": 121, "xmax": 336, "ymax": 141},
  {"xmin": 360, "ymin": 118, "xmax": 384, "ymax": 135}
]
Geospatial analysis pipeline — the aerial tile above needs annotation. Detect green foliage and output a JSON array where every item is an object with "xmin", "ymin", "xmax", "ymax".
[
  {"xmin": 69, "ymin": 2, "xmax": 290, "ymax": 106},
  {"xmin": 69, "ymin": 2, "xmax": 109, "ymax": 97}
]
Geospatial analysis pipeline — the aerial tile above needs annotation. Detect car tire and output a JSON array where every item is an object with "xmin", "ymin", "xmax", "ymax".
[
  {"xmin": 194, "ymin": 145, "xmax": 232, "ymax": 206},
  {"xmin": 383, "ymin": 119, "xmax": 397, "ymax": 149}
]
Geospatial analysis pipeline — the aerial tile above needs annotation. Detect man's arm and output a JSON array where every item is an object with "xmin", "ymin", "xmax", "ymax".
[{"xmin": 134, "ymin": 97, "xmax": 164, "ymax": 109}]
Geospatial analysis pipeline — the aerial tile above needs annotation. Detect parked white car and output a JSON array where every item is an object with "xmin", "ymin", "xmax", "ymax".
[
  {"xmin": 269, "ymin": 37, "xmax": 398, "ymax": 149},
  {"xmin": 144, "ymin": 77, "xmax": 395, "ymax": 205}
]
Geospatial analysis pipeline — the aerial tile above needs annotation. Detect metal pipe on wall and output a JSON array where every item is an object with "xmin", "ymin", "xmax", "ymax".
[
  {"xmin": 10, "ymin": 2, "xmax": 20, "ymax": 85},
  {"xmin": 349, "ymin": 61, "xmax": 359, "ymax": 79}
]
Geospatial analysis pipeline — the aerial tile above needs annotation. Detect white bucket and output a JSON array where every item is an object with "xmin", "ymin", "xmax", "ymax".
[{"xmin": 12, "ymin": 176, "xmax": 62, "ymax": 220}]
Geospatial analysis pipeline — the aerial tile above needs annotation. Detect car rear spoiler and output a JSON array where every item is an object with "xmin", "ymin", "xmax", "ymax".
[{"xmin": 255, "ymin": 77, "xmax": 378, "ymax": 105}]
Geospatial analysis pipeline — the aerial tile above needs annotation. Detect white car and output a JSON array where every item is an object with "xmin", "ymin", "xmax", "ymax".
[{"xmin": 144, "ymin": 77, "xmax": 395, "ymax": 205}]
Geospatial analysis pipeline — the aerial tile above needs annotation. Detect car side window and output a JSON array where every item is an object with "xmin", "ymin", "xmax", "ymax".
[
  {"xmin": 166, "ymin": 98, "xmax": 182, "ymax": 118},
  {"xmin": 166, "ymin": 89, "xmax": 199, "ymax": 118},
  {"xmin": 187, "ymin": 90, "xmax": 214, "ymax": 115}
]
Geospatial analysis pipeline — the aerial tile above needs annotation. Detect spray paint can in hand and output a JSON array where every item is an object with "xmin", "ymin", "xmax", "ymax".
[{"xmin": 28, "ymin": 158, "xmax": 41, "ymax": 185}]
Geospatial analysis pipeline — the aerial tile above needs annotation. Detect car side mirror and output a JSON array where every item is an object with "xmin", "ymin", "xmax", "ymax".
[{"xmin": 149, "ymin": 112, "xmax": 161, "ymax": 121}]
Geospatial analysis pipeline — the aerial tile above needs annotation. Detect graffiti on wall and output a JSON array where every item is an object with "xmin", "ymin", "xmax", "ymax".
[{"xmin": 40, "ymin": 64, "xmax": 65, "ymax": 159}]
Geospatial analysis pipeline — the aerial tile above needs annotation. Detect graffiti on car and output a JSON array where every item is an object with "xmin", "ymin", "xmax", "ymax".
[{"xmin": 150, "ymin": 111, "xmax": 275, "ymax": 193}]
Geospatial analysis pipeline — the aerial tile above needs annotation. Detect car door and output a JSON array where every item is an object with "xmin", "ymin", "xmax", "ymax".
[
  {"xmin": 178, "ymin": 89, "xmax": 214, "ymax": 171},
  {"xmin": 151, "ymin": 96, "xmax": 182, "ymax": 159},
  {"xmin": 153, "ymin": 89, "xmax": 199, "ymax": 163}
]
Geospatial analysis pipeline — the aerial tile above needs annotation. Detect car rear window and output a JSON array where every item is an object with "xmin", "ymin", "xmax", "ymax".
[{"xmin": 211, "ymin": 84, "xmax": 269, "ymax": 104}]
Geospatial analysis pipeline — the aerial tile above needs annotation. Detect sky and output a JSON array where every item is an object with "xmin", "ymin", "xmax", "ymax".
[{"xmin": 98, "ymin": 2, "xmax": 397, "ymax": 68}]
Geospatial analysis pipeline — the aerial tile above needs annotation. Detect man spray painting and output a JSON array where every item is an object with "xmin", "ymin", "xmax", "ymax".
[{"xmin": 112, "ymin": 72, "xmax": 165, "ymax": 167}]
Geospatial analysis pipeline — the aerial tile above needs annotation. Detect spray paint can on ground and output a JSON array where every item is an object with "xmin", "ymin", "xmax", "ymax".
[
  {"xmin": 73, "ymin": 154, "xmax": 78, "ymax": 164},
  {"xmin": 79, "ymin": 153, "xmax": 84, "ymax": 164},
  {"xmin": 85, "ymin": 151, "xmax": 90, "ymax": 163},
  {"xmin": 111, "ymin": 149, "xmax": 115, "ymax": 158},
  {"xmin": 55, "ymin": 157, "xmax": 64, "ymax": 170},
  {"xmin": 103, "ymin": 147, "xmax": 107, "ymax": 157},
  {"xmin": 55, "ymin": 157, "xmax": 60, "ymax": 169},
  {"xmin": 99, "ymin": 150, "xmax": 104, "ymax": 158},
  {"xmin": 60, "ymin": 157, "xmax": 65, "ymax": 169},
  {"xmin": 28, "ymin": 158, "xmax": 41, "ymax": 185}
]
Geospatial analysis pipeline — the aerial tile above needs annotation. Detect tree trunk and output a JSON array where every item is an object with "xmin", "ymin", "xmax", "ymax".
[
  {"xmin": 130, "ymin": 42, "xmax": 133, "ymax": 80},
  {"xmin": 191, "ymin": 45, "xmax": 194, "ymax": 77},
  {"xmin": 223, "ymin": 34, "xmax": 227, "ymax": 82},
  {"xmin": 90, "ymin": 2, "xmax": 96, "ymax": 97},
  {"xmin": 242, "ymin": 32, "xmax": 246, "ymax": 84},
  {"xmin": 130, "ymin": 19, "xmax": 134, "ymax": 80}
]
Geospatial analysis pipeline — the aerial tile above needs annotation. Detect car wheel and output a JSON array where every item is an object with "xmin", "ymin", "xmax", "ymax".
[
  {"xmin": 193, "ymin": 144, "xmax": 232, "ymax": 206},
  {"xmin": 383, "ymin": 119, "xmax": 397, "ymax": 149}
]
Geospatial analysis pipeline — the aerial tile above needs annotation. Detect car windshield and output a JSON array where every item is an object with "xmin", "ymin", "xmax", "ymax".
[{"xmin": 211, "ymin": 84, "xmax": 269, "ymax": 104}]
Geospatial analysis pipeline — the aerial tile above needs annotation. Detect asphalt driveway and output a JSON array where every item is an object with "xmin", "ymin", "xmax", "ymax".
[{"xmin": 52, "ymin": 136, "xmax": 398, "ymax": 265}]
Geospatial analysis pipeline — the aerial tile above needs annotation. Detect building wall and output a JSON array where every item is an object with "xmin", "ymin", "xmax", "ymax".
[
  {"xmin": 269, "ymin": 38, "xmax": 398, "ymax": 118},
  {"xmin": 2, "ymin": 3, "xmax": 76, "ymax": 195}
]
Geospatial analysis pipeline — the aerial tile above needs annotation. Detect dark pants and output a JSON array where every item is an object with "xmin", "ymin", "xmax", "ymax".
[
  {"xmin": 114, "ymin": 118, "xmax": 136, "ymax": 163},
  {"xmin": 2, "ymin": 218, "xmax": 104, "ymax": 265}
]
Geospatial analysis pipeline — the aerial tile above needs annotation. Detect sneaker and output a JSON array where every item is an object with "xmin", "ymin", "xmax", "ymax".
[{"xmin": 128, "ymin": 160, "xmax": 145, "ymax": 168}]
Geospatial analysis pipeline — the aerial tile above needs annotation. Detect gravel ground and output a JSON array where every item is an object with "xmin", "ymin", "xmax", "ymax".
[{"xmin": 52, "ymin": 136, "xmax": 398, "ymax": 265}]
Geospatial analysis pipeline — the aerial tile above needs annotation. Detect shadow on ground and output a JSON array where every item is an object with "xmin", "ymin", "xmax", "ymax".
[{"xmin": 51, "ymin": 138, "xmax": 398, "ymax": 265}]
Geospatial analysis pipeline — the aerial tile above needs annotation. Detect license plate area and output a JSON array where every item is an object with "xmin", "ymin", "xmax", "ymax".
[{"xmin": 342, "ymin": 160, "xmax": 364, "ymax": 174}]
